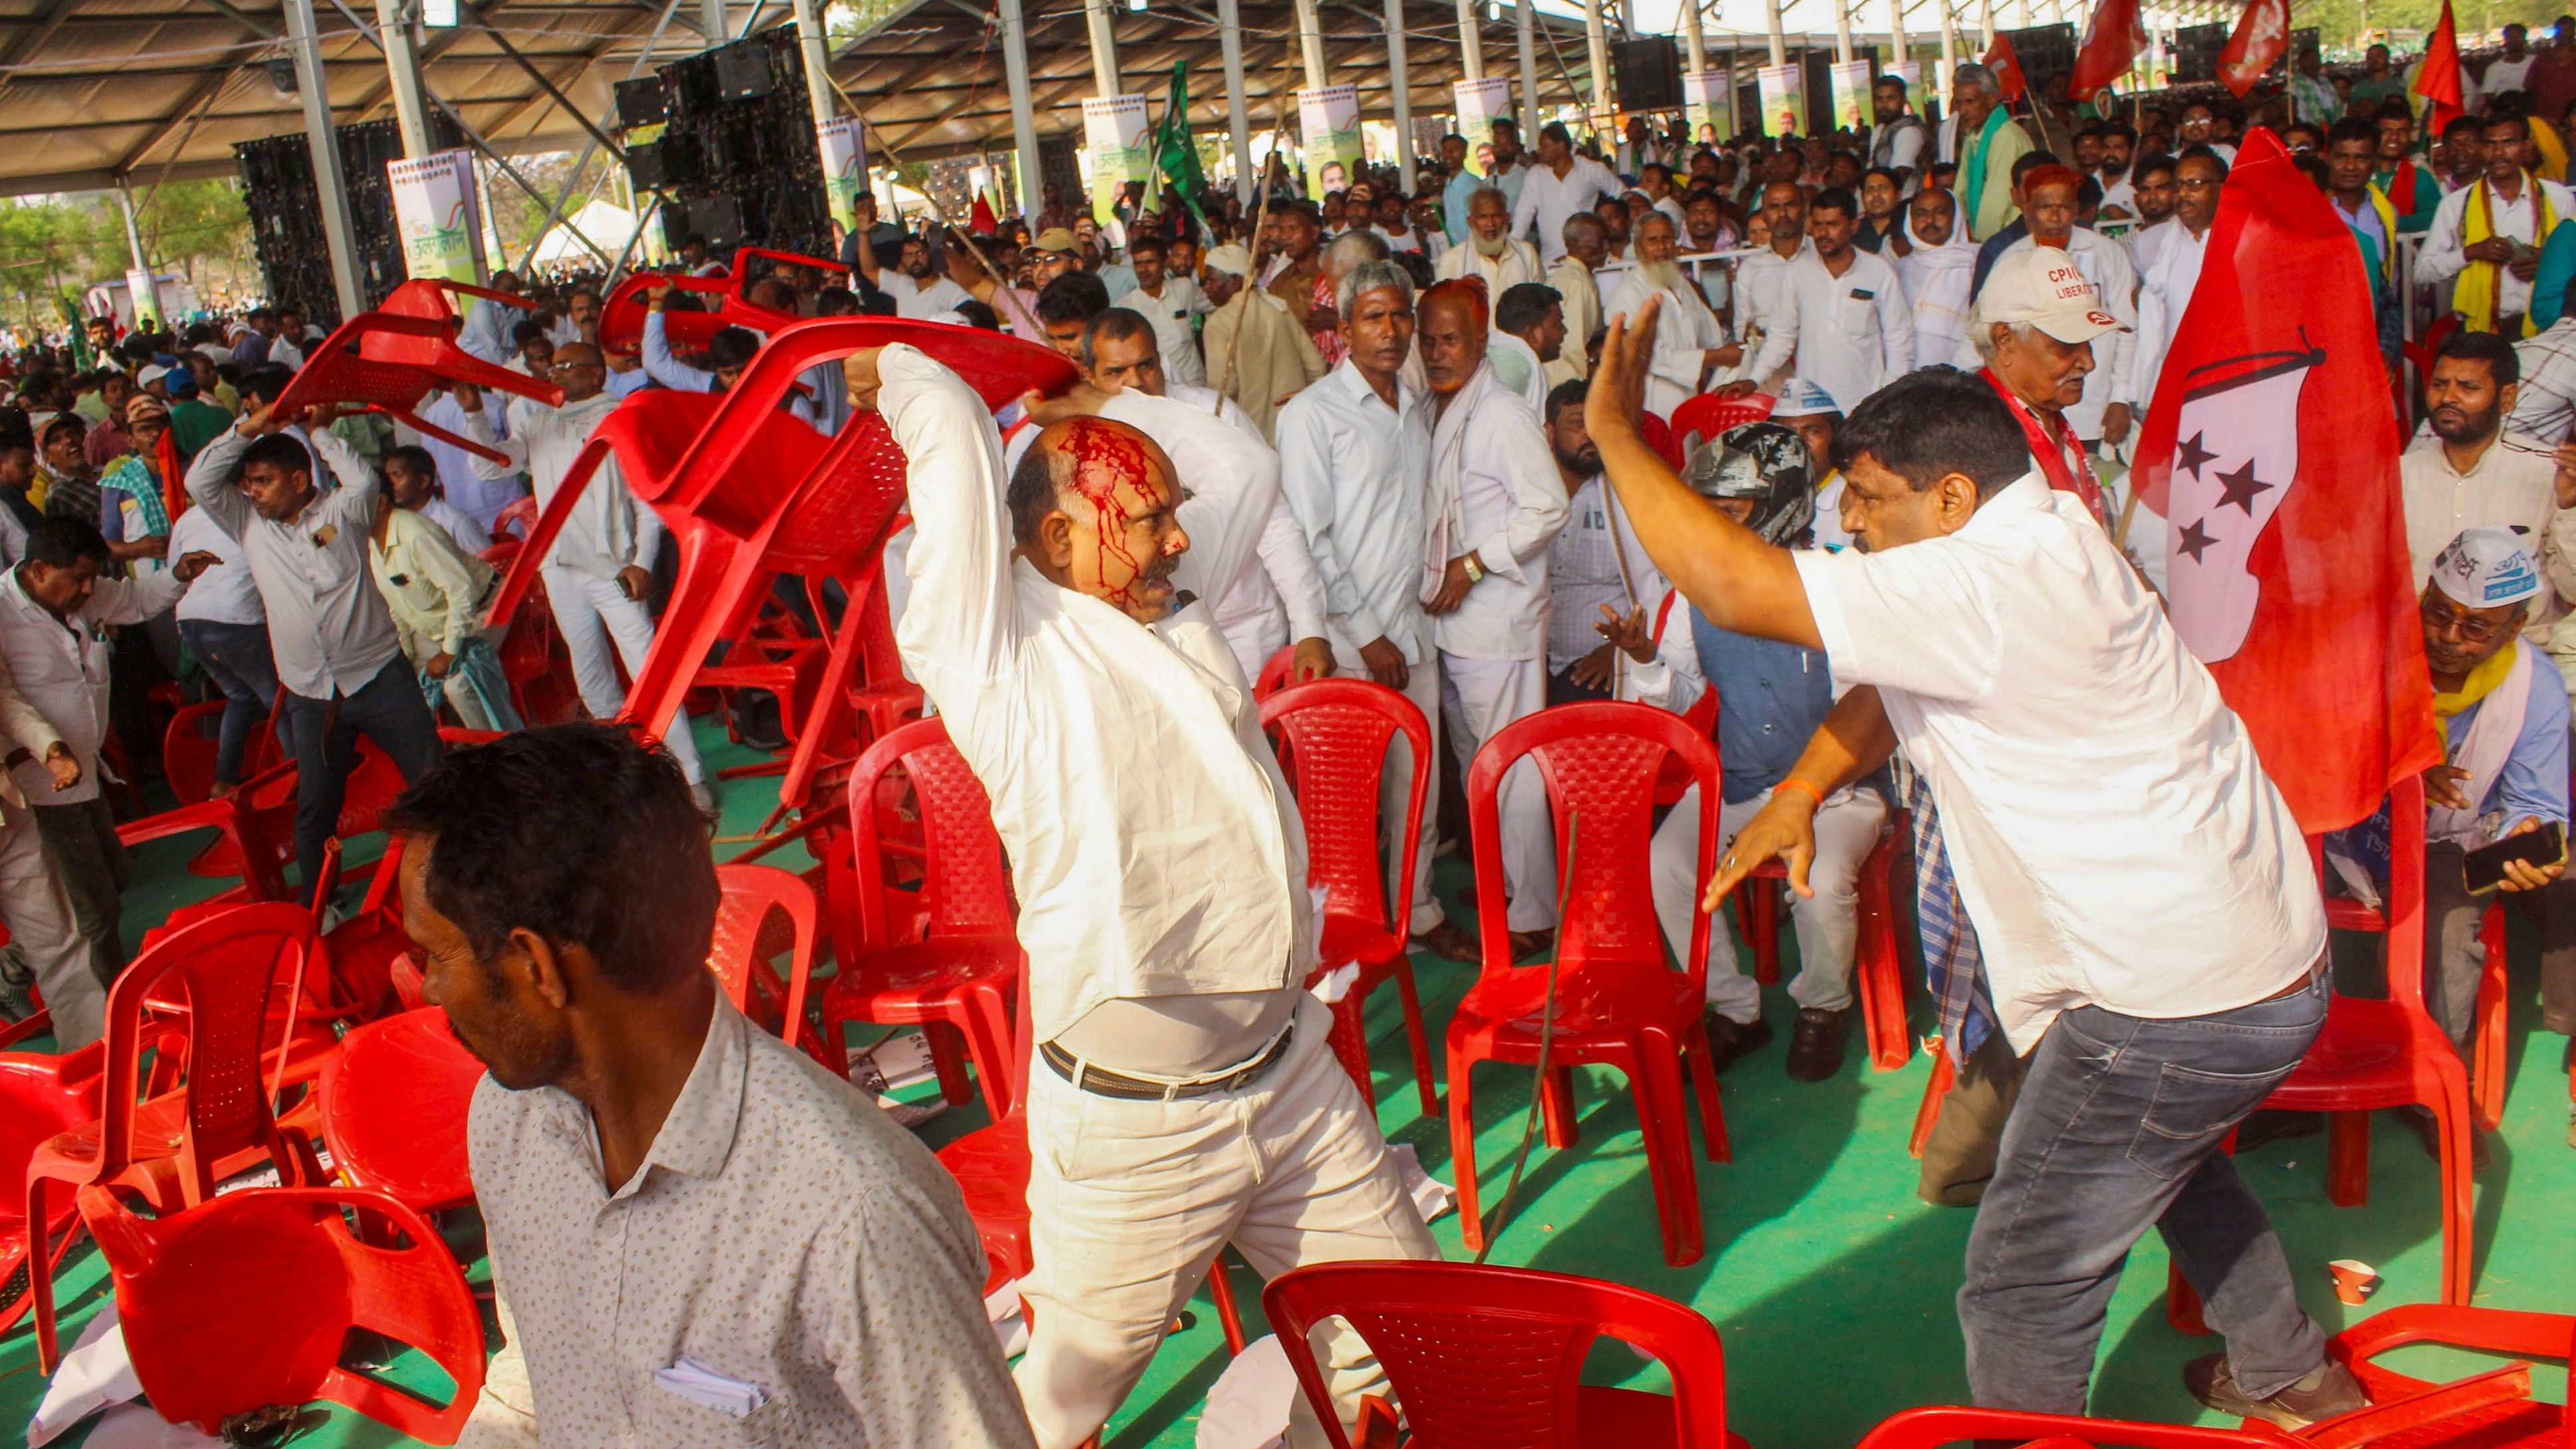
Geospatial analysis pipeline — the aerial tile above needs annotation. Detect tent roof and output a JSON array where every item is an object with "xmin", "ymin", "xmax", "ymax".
[{"xmin": 0, "ymin": 0, "xmax": 1658, "ymax": 198}]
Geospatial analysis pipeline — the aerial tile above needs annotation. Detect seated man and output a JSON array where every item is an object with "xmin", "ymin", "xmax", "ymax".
[
  {"xmin": 390, "ymin": 725, "xmax": 1031, "ymax": 1446},
  {"xmin": 1599, "ymin": 421, "xmax": 1888, "ymax": 1080}
]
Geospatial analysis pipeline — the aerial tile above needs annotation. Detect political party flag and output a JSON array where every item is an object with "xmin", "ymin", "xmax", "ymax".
[
  {"xmin": 2070, "ymin": 0, "xmax": 2147, "ymax": 101},
  {"xmin": 2129, "ymin": 128, "xmax": 2440, "ymax": 833},
  {"xmin": 1153, "ymin": 61, "xmax": 1212, "ymax": 230},
  {"xmin": 1983, "ymin": 31, "xmax": 2028, "ymax": 102},
  {"xmin": 2414, "ymin": 0, "xmax": 2466, "ymax": 132},
  {"xmin": 2217, "ymin": 0, "xmax": 2290, "ymax": 95}
]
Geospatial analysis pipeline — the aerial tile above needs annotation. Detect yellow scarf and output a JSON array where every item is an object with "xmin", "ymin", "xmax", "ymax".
[
  {"xmin": 2434, "ymin": 638, "xmax": 2519, "ymax": 719},
  {"xmin": 2457, "ymin": 172, "xmax": 2557, "ymax": 336},
  {"xmin": 2537, "ymin": 116, "xmax": 2569, "ymax": 184}
]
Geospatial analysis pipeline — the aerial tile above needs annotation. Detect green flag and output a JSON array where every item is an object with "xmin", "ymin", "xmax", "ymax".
[{"xmin": 1152, "ymin": 61, "xmax": 1212, "ymax": 230}]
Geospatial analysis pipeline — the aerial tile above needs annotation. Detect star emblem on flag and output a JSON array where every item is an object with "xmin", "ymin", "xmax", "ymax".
[{"xmin": 2163, "ymin": 345, "xmax": 2324, "ymax": 663}]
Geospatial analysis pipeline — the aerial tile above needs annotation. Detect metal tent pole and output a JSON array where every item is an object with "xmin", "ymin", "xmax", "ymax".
[{"xmin": 283, "ymin": 0, "xmax": 365, "ymax": 319}]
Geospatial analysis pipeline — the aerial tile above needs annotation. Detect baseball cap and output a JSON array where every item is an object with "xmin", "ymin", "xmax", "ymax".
[
  {"xmin": 1976, "ymin": 246, "xmax": 2128, "ymax": 345},
  {"xmin": 1771, "ymin": 377, "xmax": 1842, "ymax": 419},
  {"xmin": 1203, "ymin": 244, "xmax": 1255, "ymax": 278},
  {"xmin": 1033, "ymin": 227, "xmax": 1079, "ymax": 255},
  {"xmin": 2429, "ymin": 526, "xmax": 2543, "ymax": 608},
  {"xmin": 136, "ymin": 363, "xmax": 170, "ymax": 389}
]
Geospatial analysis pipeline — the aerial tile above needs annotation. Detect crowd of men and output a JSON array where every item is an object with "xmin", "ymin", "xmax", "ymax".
[{"xmin": 12, "ymin": 26, "xmax": 2576, "ymax": 1448}]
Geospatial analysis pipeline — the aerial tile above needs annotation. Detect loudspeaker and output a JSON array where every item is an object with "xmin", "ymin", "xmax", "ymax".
[
  {"xmin": 1613, "ymin": 36, "xmax": 1683, "ymax": 112},
  {"xmin": 713, "ymin": 40, "xmax": 775, "ymax": 101},
  {"xmin": 615, "ymin": 76, "xmax": 667, "ymax": 129},
  {"xmin": 690, "ymin": 193, "xmax": 747, "ymax": 247},
  {"xmin": 1997, "ymin": 23, "xmax": 2079, "ymax": 99},
  {"xmin": 2292, "ymin": 26, "xmax": 2320, "ymax": 74},
  {"xmin": 2171, "ymin": 23, "xmax": 2228, "ymax": 83}
]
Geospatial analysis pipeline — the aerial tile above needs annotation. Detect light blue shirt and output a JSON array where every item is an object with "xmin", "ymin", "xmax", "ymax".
[{"xmin": 2450, "ymin": 646, "xmax": 2573, "ymax": 833}]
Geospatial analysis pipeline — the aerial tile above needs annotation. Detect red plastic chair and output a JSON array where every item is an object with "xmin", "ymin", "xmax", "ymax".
[
  {"xmin": 2472, "ymin": 902, "xmax": 2511, "ymax": 1132},
  {"xmin": 270, "ymin": 279, "xmax": 564, "ymax": 465},
  {"xmin": 1262, "ymin": 679, "xmax": 1439, "ymax": 1113},
  {"xmin": 1666, "ymin": 393, "xmax": 1777, "ymax": 455},
  {"xmin": 1255, "ymin": 644, "xmax": 1299, "ymax": 702},
  {"xmin": 1641, "ymin": 411, "xmax": 1684, "ymax": 469},
  {"xmin": 1262, "ymin": 1259, "xmax": 1746, "ymax": 1449},
  {"xmin": 1449, "ymin": 701, "xmax": 1730, "ymax": 1267},
  {"xmin": 0, "ymin": 1048, "xmax": 101, "ymax": 1335},
  {"xmin": 1853, "ymin": 1406, "xmax": 2282, "ymax": 1448},
  {"xmin": 1732, "ymin": 819, "xmax": 1916, "ymax": 1070},
  {"xmin": 77, "ymin": 1182, "xmax": 484, "ymax": 1445},
  {"xmin": 819, "ymin": 718, "xmax": 1020, "ymax": 1120},
  {"xmin": 158, "ymin": 693, "xmax": 288, "ymax": 808},
  {"xmin": 597, "ymin": 246, "xmax": 846, "ymax": 355},
  {"xmin": 317, "ymin": 1008, "xmax": 484, "ymax": 1214},
  {"xmin": 482, "ymin": 317, "xmax": 1071, "ymax": 823},
  {"xmin": 25, "ymin": 901, "xmax": 326, "ymax": 1368},
  {"xmin": 709, "ymin": 862, "xmax": 840, "ymax": 1073}
]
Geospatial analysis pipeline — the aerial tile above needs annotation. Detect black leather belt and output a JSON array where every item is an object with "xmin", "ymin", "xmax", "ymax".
[{"xmin": 1039, "ymin": 1023, "xmax": 1296, "ymax": 1101}]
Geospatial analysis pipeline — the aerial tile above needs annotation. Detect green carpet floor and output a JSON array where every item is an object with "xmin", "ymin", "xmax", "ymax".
[{"xmin": 7, "ymin": 719, "xmax": 2575, "ymax": 1446}]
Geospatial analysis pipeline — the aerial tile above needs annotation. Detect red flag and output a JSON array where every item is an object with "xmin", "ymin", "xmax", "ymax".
[
  {"xmin": 2070, "ymin": 0, "xmax": 2148, "ymax": 100},
  {"xmin": 1983, "ymin": 32, "xmax": 2028, "ymax": 103},
  {"xmin": 2414, "ymin": 0, "xmax": 2466, "ymax": 132},
  {"xmin": 970, "ymin": 193, "xmax": 999, "ymax": 234},
  {"xmin": 2217, "ymin": 0, "xmax": 2290, "ymax": 95},
  {"xmin": 2130, "ymin": 129, "xmax": 2440, "ymax": 833}
]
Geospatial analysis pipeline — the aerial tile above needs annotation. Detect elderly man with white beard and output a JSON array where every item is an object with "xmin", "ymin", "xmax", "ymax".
[
  {"xmin": 1436, "ymin": 187, "xmax": 1545, "ymax": 294},
  {"xmin": 1419, "ymin": 278, "xmax": 1570, "ymax": 956},
  {"xmin": 1605, "ymin": 210, "xmax": 1738, "ymax": 417}
]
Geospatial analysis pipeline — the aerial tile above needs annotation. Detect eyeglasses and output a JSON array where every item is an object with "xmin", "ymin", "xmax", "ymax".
[{"xmin": 2422, "ymin": 595, "xmax": 2511, "ymax": 644}]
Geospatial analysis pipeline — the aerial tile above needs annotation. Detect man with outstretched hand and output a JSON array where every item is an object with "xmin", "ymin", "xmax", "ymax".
[{"xmin": 1583, "ymin": 302, "xmax": 2356, "ymax": 1428}]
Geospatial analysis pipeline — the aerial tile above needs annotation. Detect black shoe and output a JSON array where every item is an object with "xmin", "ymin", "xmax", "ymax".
[
  {"xmin": 2184, "ymin": 1354, "xmax": 2367, "ymax": 1429},
  {"xmin": 2394, "ymin": 1104, "xmax": 2493, "ymax": 1172},
  {"xmin": 1784, "ymin": 1006, "xmax": 1850, "ymax": 1082},
  {"xmin": 2232, "ymin": 1109, "xmax": 2325, "ymax": 1153},
  {"xmin": 1702, "ymin": 1012, "xmax": 1774, "ymax": 1074}
]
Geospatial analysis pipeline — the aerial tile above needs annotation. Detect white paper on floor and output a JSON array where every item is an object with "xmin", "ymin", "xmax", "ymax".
[
  {"xmin": 1193, "ymin": 1333, "xmax": 1294, "ymax": 1449},
  {"xmin": 1388, "ymin": 1141, "xmax": 1455, "ymax": 1225},
  {"xmin": 854, "ymin": 1031, "xmax": 948, "ymax": 1128},
  {"xmin": 71, "ymin": 1404, "xmax": 223, "ymax": 1448},
  {"xmin": 986, "ymin": 1277, "xmax": 1029, "ymax": 1358},
  {"xmin": 27, "ymin": 1302, "xmax": 140, "ymax": 1446}
]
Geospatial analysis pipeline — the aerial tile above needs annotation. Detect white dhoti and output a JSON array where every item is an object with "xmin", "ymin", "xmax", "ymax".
[
  {"xmin": 1438, "ymin": 654, "xmax": 1557, "ymax": 932},
  {"xmin": 1650, "ymin": 781, "xmax": 1887, "ymax": 1024},
  {"xmin": 1015, "ymin": 994, "xmax": 1441, "ymax": 1449}
]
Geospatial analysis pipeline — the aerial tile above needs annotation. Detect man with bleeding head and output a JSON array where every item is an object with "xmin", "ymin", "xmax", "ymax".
[
  {"xmin": 1419, "ymin": 277, "xmax": 1572, "ymax": 959},
  {"xmin": 849, "ymin": 338, "xmax": 1438, "ymax": 1449}
]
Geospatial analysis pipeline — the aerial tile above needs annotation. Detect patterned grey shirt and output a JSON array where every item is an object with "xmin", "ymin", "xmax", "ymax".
[{"xmin": 468, "ymin": 998, "xmax": 1034, "ymax": 1447}]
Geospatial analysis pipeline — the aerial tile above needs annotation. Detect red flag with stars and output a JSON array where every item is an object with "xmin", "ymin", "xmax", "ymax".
[
  {"xmin": 1984, "ymin": 31, "xmax": 2029, "ymax": 103},
  {"xmin": 2129, "ymin": 128, "xmax": 2440, "ymax": 833}
]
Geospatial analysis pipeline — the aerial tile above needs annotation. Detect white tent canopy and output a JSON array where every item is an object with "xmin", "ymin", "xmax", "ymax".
[{"xmin": 529, "ymin": 198, "xmax": 642, "ymax": 270}]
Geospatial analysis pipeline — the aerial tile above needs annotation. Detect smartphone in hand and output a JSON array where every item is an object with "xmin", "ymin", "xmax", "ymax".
[{"xmin": 2464, "ymin": 822, "xmax": 2567, "ymax": 893}]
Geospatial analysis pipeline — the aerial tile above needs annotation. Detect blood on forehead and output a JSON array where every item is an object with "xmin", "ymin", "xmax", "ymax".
[{"xmin": 1056, "ymin": 417, "xmax": 1157, "ymax": 506}]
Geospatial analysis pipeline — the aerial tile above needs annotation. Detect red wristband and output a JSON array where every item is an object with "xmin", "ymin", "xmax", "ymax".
[{"xmin": 1775, "ymin": 777, "xmax": 1827, "ymax": 809}]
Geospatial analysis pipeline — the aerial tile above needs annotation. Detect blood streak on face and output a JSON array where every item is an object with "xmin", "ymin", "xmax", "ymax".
[{"xmin": 1057, "ymin": 417, "xmax": 1169, "ymax": 611}]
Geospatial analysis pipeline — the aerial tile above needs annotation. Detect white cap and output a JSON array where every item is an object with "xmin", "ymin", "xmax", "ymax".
[
  {"xmin": 1203, "ymin": 244, "xmax": 1255, "ymax": 278},
  {"xmin": 1771, "ymin": 378, "xmax": 1841, "ymax": 418},
  {"xmin": 136, "ymin": 363, "xmax": 170, "ymax": 388},
  {"xmin": 1976, "ymin": 246, "xmax": 2129, "ymax": 345},
  {"xmin": 2430, "ymin": 526, "xmax": 2543, "ymax": 608}
]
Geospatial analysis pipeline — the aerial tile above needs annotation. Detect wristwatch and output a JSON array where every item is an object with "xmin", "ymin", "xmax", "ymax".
[{"xmin": 1461, "ymin": 554, "xmax": 1485, "ymax": 584}]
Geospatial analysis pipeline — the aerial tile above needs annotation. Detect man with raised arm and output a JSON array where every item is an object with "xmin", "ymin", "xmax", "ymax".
[
  {"xmin": 1584, "ymin": 302, "xmax": 2358, "ymax": 1428},
  {"xmin": 848, "ymin": 343, "xmax": 1437, "ymax": 1449}
]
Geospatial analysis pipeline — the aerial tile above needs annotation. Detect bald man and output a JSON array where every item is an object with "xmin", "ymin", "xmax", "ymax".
[{"xmin": 852, "ymin": 345, "xmax": 1438, "ymax": 1449}]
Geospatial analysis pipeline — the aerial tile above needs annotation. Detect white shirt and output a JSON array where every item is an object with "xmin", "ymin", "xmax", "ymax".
[
  {"xmin": 1276, "ymin": 360, "xmax": 1436, "ymax": 665},
  {"xmin": 1548, "ymin": 475, "xmax": 1666, "ymax": 673},
  {"xmin": 1604, "ymin": 271, "xmax": 1729, "ymax": 418},
  {"xmin": 2418, "ymin": 175, "xmax": 2576, "ymax": 319},
  {"xmin": 411, "ymin": 390, "xmax": 522, "ymax": 532},
  {"xmin": 462, "ymin": 393, "xmax": 666, "ymax": 582},
  {"xmin": 1795, "ymin": 473, "xmax": 2326, "ymax": 1050},
  {"xmin": 878, "ymin": 271, "xmax": 973, "ymax": 321},
  {"xmin": 2129, "ymin": 222, "xmax": 2211, "ymax": 413},
  {"xmin": 182, "ymin": 427, "xmax": 405, "ymax": 700},
  {"xmin": 884, "ymin": 345, "xmax": 1315, "ymax": 1041},
  {"xmin": 1511, "ymin": 156, "xmax": 1625, "ymax": 264},
  {"xmin": 1750, "ymin": 248, "xmax": 1916, "ymax": 418},
  {"xmin": 2486, "ymin": 51, "xmax": 2537, "ymax": 93},
  {"xmin": 1114, "ymin": 276, "xmax": 1211, "ymax": 388},
  {"xmin": 417, "ymin": 495, "xmax": 493, "ymax": 554},
  {"xmin": 1897, "ymin": 236, "xmax": 1976, "ymax": 371},
  {"xmin": 2098, "ymin": 171, "xmax": 2137, "ymax": 220},
  {"xmin": 1424, "ymin": 363, "xmax": 1567, "ymax": 662},
  {"xmin": 169, "ymin": 505, "xmax": 262, "ymax": 626},
  {"xmin": 0, "ymin": 562, "xmax": 184, "ymax": 804},
  {"xmin": 2398, "ymin": 432, "xmax": 2576, "ymax": 618},
  {"xmin": 1434, "ymin": 238, "xmax": 1546, "ymax": 294},
  {"xmin": 1960, "ymin": 232, "xmax": 2136, "ymax": 437},
  {"xmin": 2511, "ymin": 318, "xmax": 2576, "ymax": 443},
  {"xmin": 1732, "ymin": 241, "xmax": 1814, "ymax": 351}
]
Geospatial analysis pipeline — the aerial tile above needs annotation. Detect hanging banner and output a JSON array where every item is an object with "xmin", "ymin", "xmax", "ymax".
[
  {"xmin": 1828, "ymin": 59, "xmax": 1877, "ymax": 132},
  {"xmin": 817, "ymin": 116, "xmax": 869, "ymax": 236},
  {"xmin": 1756, "ymin": 63, "xmax": 1806, "ymax": 138},
  {"xmin": 1082, "ymin": 94, "xmax": 1152, "ymax": 226},
  {"xmin": 1453, "ymin": 75, "xmax": 1515, "ymax": 176},
  {"xmin": 122, "ymin": 268, "xmax": 160, "ymax": 330},
  {"xmin": 1887, "ymin": 58, "xmax": 1925, "ymax": 115},
  {"xmin": 1298, "ymin": 83, "xmax": 1363, "ymax": 200},
  {"xmin": 387, "ymin": 148, "xmax": 486, "ymax": 286},
  {"xmin": 1684, "ymin": 69, "xmax": 1735, "ymax": 144}
]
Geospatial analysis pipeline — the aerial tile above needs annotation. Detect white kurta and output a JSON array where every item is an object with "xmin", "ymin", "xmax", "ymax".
[
  {"xmin": 1749, "ymin": 248, "xmax": 1917, "ymax": 417},
  {"xmin": 1604, "ymin": 270, "xmax": 1730, "ymax": 417}
]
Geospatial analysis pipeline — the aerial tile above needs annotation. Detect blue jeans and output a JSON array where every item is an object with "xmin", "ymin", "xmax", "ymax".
[
  {"xmin": 179, "ymin": 618, "xmax": 285, "ymax": 786},
  {"xmin": 1960, "ymin": 970, "xmax": 2331, "ymax": 1414},
  {"xmin": 281, "ymin": 655, "xmax": 444, "ymax": 906}
]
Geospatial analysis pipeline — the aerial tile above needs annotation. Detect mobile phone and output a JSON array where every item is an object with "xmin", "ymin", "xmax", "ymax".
[{"xmin": 2464, "ymin": 821, "xmax": 2566, "ymax": 894}]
